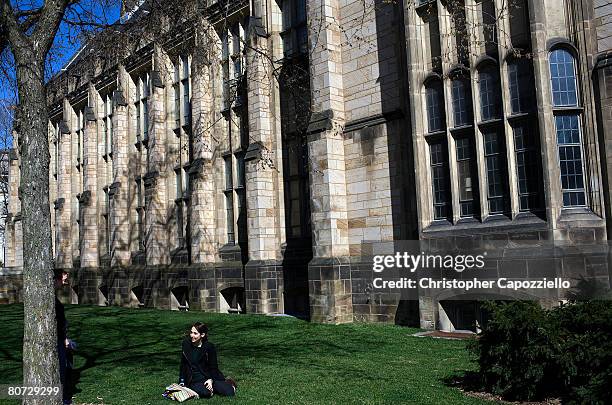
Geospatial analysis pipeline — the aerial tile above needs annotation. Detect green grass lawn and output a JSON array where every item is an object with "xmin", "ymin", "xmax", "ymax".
[{"xmin": 0, "ymin": 304, "xmax": 493, "ymax": 404}]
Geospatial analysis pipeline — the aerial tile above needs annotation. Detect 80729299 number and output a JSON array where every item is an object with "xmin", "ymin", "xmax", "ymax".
[{"xmin": 1, "ymin": 385, "xmax": 61, "ymax": 398}]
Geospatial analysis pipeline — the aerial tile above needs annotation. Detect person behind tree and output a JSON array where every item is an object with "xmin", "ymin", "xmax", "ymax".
[
  {"xmin": 54, "ymin": 269, "xmax": 73, "ymax": 405},
  {"xmin": 178, "ymin": 322, "xmax": 236, "ymax": 398}
]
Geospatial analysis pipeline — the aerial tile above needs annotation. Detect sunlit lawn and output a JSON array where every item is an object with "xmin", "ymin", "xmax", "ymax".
[{"xmin": 0, "ymin": 304, "xmax": 493, "ymax": 404}]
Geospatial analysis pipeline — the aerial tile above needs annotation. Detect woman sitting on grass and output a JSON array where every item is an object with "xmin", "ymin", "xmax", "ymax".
[{"xmin": 179, "ymin": 322, "xmax": 236, "ymax": 398}]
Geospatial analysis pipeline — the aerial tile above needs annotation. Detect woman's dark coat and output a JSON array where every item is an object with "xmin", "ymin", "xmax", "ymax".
[{"xmin": 179, "ymin": 337, "xmax": 225, "ymax": 385}]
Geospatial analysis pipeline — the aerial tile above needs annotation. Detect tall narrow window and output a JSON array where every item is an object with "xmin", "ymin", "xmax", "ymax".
[
  {"xmin": 479, "ymin": 67, "xmax": 501, "ymax": 121},
  {"xmin": 104, "ymin": 189, "xmax": 111, "ymax": 255},
  {"xmin": 549, "ymin": 48, "xmax": 585, "ymax": 207},
  {"xmin": 224, "ymin": 156, "xmax": 235, "ymax": 244},
  {"xmin": 136, "ymin": 178, "xmax": 145, "ymax": 251},
  {"xmin": 425, "ymin": 81, "xmax": 445, "ymax": 133},
  {"xmin": 425, "ymin": 8, "xmax": 442, "ymax": 71},
  {"xmin": 281, "ymin": 0, "xmax": 308, "ymax": 58},
  {"xmin": 221, "ymin": 24, "xmax": 244, "ymax": 110},
  {"xmin": 134, "ymin": 72, "xmax": 149, "ymax": 142},
  {"xmin": 550, "ymin": 49, "xmax": 578, "ymax": 107},
  {"xmin": 483, "ymin": 131, "xmax": 508, "ymax": 214},
  {"xmin": 556, "ymin": 115, "xmax": 585, "ymax": 206},
  {"xmin": 478, "ymin": 0, "xmax": 497, "ymax": 56},
  {"xmin": 181, "ymin": 55, "xmax": 191, "ymax": 125},
  {"xmin": 76, "ymin": 196, "xmax": 81, "ymax": 252},
  {"xmin": 221, "ymin": 32, "xmax": 231, "ymax": 110},
  {"xmin": 143, "ymin": 99, "xmax": 148, "ymax": 141},
  {"xmin": 451, "ymin": 78, "xmax": 472, "ymax": 127},
  {"xmin": 101, "ymin": 91, "xmax": 114, "ymax": 257},
  {"xmin": 172, "ymin": 55, "xmax": 192, "ymax": 250},
  {"xmin": 430, "ymin": 141, "xmax": 451, "ymax": 220},
  {"xmin": 235, "ymin": 153, "xmax": 247, "ymax": 246},
  {"xmin": 175, "ymin": 169, "xmax": 185, "ymax": 247},
  {"xmin": 513, "ymin": 124, "xmax": 540, "ymax": 211},
  {"xmin": 509, "ymin": 0, "xmax": 530, "ymax": 49},
  {"xmin": 450, "ymin": 2, "xmax": 469, "ymax": 65},
  {"xmin": 508, "ymin": 59, "xmax": 533, "ymax": 114},
  {"xmin": 231, "ymin": 25, "xmax": 243, "ymax": 79},
  {"xmin": 104, "ymin": 94, "xmax": 114, "ymax": 156},
  {"xmin": 174, "ymin": 68, "xmax": 181, "ymax": 129},
  {"xmin": 76, "ymin": 108, "xmax": 85, "ymax": 167},
  {"xmin": 283, "ymin": 140, "xmax": 310, "ymax": 238},
  {"xmin": 53, "ymin": 123, "xmax": 60, "ymax": 178},
  {"xmin": 456, "ymin": 137, "xmax": 478, "ymax": 217},
  {"xmin": 220, "ymin": 23, "xmax": 249, "ymax": 251},
  {"xmin": 236, "ymin": 153, "xmax": 245, "ymax": 188}
]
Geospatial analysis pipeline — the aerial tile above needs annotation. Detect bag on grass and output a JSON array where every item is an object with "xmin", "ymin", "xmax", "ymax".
[{"xmin": 162, "ymin": 383, "xmax": 199, "ymax": 402}]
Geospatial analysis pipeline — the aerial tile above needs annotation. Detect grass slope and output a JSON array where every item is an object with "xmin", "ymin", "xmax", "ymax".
[{"xmin": 0, "ymin": 304, "xmax": 492, "ymax": 404}]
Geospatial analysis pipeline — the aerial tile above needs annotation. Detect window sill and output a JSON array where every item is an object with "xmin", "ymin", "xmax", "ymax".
[
  {"xmin": 552, "ymin": 106, "xmax": 583, "ymax": 113},
  {"xmin": 423, "ymin": 213, "xmax": 547, "ymax": 235},
  {"xmin": 456, "ymin": 216, "xmax": 481, "ymax": 225},
  {"xmin": 483, "ymin": 213, "xmax": 512, "ymax": 223},
  {"xmin": 558, "ymin": 207, "xmax": 604, "ymax": 227},
  {"xmin": 425, "ymin": 130, "xmax": 446, "ymax": 138},
  {"xmin": 428, "ymin": 219, "xmax": 453, "ymax": 228},
  {"xmin": 450, "ymin": 124, "xmax": 474, "ymax": 133},
  {"xmin": 507, "ymin": 112, "xmax": 534, "ymax": 122},
  {"xmin": 477, "ymin": 118, "xmax": 503, "ymax": 128},
  {"xmin": 219, "ymin": 242, "xmax": 241, "ymax": 253},
  {"xmin": 515, "ymin": 210, "xmax": 546, "ymax": 221}
]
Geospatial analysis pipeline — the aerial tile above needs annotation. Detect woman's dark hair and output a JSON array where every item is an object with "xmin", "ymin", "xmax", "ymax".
[{"xmin": 192, "ymin": 322, "xmax": 209, "ymax": 340}]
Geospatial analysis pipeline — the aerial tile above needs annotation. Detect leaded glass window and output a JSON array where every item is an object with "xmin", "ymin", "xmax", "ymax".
[
  {"xmin": 479, "ymin": 67, "xmax": 500, "ymax": 121},
  {"xmin": 452, "ymin": 78, "xmax": 472, "ymax": 127},
  {"xmin": 508, "ymin": 59, "xmax": 533, "ymax": 114},
  {"xmin": 456, "ymin": 137, "xmax": 477, "ymax": 217},
  {"xmin": 550, "ymin": 49, "xmax": 578, "ymax": 107},
  {"xmin": 426, "ymin": 81, "xmax": 445, "ymax": 133},
  {"xmin": 513, "ymin": 124, "xmax": 540, "ymax": 211},
  {"xmin": 281, "ymin": 0, "xmax": 308, "ymax": 58},
  {"xmin": 483, "ymin": 131, "xmax": 508, "ymax": 214},
  {"xmin": 430, "ymin": 141, "xmax": 450, "ymax": 220},
  {"xmin": 556, "ymin": 115, "xmax": 585, "ymax": 207},
  {"xmin": 549, "ymin": 48, "xmax": 586, "ymax": 207}
]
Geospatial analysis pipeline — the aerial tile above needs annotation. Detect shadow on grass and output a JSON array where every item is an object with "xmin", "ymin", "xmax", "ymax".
[{"xmin": 443, "ymin": 370, "xmax": 483, "ymax": 393}]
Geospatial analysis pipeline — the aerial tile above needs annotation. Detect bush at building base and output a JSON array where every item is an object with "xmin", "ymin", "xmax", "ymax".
[{"xmin": 470, "ymin": 301, "xmax": 612, "ymax": 403}]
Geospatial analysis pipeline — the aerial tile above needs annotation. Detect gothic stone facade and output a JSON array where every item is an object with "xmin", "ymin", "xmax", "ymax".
[{"xmin": 3, "ymin": 0, "xmax": 612, "ymax": 330}]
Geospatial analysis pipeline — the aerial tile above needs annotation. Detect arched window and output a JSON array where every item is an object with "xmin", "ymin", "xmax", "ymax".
[
  {"xmin": 549, "ymin": 47, "xmax": 585, "ymax": 207},
  {"xmin": 425, "ymin": 80, "xmax": 445, "ymax": 133},
  {"xmin": 478, "ymin": 66, "xmax": 501, "ymax": 121},
  {"xmin": 451, "ymin": 77, "xmax": 472, "ymax": 127},
  {"xmin": 549, "ymin": 48, "xmax": 578, "ymax": 107}
]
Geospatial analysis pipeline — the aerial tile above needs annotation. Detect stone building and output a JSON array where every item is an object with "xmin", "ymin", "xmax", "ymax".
[{"xmin": 3, "ymin": 0, "xmax": 612, "ymax": 330}]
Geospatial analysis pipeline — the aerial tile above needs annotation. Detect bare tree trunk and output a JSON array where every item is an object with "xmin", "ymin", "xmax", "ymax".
[{"xmin": 14, "ymin": 48, "xmax": 60, "ymax": 405}]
